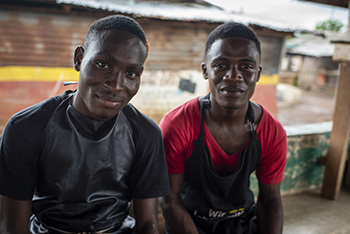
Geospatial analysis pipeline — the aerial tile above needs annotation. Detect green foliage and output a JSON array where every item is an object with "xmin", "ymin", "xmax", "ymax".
[
  {"xmin": 293, "ymin": 76, "xmax": 298, "ymax": 87},
  {"xmin": 315, "ymin": 18, "xmax": 344, "ymax": 32}
]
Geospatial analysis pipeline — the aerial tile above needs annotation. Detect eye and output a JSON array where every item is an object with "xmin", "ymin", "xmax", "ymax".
[
  {"xmin": 126, "ymin": 71, "xmax": 139, "ymax": 78},
  {"xmin": 96, "ymin": 61, "xmax": 110, "ymax": 69},
  {"xmin": 241, "ymin": 64, "xmax": 254, "ymax": 70},
  {"xmin": 213, "ymin": 64, "xmax": 227, "ymax": 70}
]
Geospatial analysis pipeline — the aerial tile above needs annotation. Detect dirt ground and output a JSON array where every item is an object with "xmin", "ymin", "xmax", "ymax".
[{"xmin": 277, "ymin": 90, "xmax": 335, "ymax": 126}]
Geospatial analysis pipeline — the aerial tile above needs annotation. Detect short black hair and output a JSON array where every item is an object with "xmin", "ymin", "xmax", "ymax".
[
  {"xmin": 84, "ymin": 15, "xmax": 149, "ymax": 54},
  {"xmin": 205, "ymin": 22, "xmax": 261, "ymax": 58}
]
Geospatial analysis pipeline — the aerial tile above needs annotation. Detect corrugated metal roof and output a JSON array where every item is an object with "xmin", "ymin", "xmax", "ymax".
[
  {"xmin": 286, "ymin": 32, "xmax": 345, "ymax": 57},
  {"xmin": 288, "ymin": 42, "xmax": 335, "ymax": 57},
  {"xmin": 55, "ymin": 0, "xmax": 307, "ymax": 32},
  {"xmin": 298, "ymin": 0, "xmax": 348, "ymax": 8}
]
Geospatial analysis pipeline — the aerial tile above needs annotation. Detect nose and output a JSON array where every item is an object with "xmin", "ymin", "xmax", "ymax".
[
  {"xmin": 223, "ymin": 66, "xmax": 243, "ymax": 82},
  {"xmin": 105, "ymin": 73, "xmax": 124, "ymax": 92}
]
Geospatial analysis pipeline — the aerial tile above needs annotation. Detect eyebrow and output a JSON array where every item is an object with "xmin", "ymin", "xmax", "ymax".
[
  {"xmin": 240, "ymin": 57, "xmax": 257, "ymax": 64},
  {"xmin": 97, "ymin": 52, "xmax": 116, "ymax": 63},
  {"xmin": 210, "ymin": 57, "xmax": 229, "ymax": 65},
  {"xmin": 128, "ymin": 63, "xmax": 144, "ymax": 71},
  {"xmin": 211, "ymin": 56, "xmax": 257, "ymax": 64}
]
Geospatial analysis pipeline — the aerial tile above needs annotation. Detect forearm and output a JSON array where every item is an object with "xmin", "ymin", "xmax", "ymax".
[
  {"xmin": 0, "ymin": 225, "xmax": 31, "ymax": 234},
  {"xmin": 160, "ymin": 195, "xmax": 199, "ymax": 234},
  {"xmin": 0, "ymin": 196, "xmax": 31, "ymax": 234},
  {"xmin": 133, "ymin": 198, "xmax": 161, "ymax": 234},
  {"xmin": 134, "ymin": 221, "xmax": 158, "ymax": 234},
  {"xmin": 256, "ymin": 196, "xmax": 283, "ymax": 234}
]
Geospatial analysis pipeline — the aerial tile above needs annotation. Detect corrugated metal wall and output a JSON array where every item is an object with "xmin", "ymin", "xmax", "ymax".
[
  {"xmin": 0, "ymin": 9, "xmax": 286, "ymax": 73},
  {"xmin": 0, "ymin": 9, "xmax": 216, "ymax": 70},
  {"xmin": 259, "ymin": 34, "xmax": 284, "ymax": 75},
  {"xmin": 141, "ymin": 20, "xmax": 216, "ymax": 70},
  {"xmin": 0, "ymin": 6, "xmax": 288, "ymax": 125},
  {"xmin": 0, "ymin": 10, "xmax": 92, "ymax": 67}
]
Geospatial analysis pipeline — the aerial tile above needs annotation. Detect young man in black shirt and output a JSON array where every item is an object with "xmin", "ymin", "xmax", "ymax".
[{"xmin": 0, "ymin": 15, "xmax": 170, "ymax": 234}]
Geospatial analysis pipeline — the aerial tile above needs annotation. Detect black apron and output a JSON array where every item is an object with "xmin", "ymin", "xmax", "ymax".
[
  {"xmin": 165, "ymin": 94, "xmax": 261, "ymax": 234},
  {"xmin": 29, "ymin": 93, "xmax": 135, "ymax": 234}
]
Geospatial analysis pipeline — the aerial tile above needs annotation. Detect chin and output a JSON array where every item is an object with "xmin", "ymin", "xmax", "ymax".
[
  {"xmin": 218, "ymin": 100, "xmax": 241, "ymax": 109},
  {"xmin": 222, "ymin": 105, "xmax": 240, "ymax": 111}
]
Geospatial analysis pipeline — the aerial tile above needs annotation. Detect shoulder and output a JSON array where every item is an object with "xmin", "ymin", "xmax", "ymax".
[
  {"xmin": 256, "ymin": 105, "xmax": 287, "ymax": 154},
  {"xmin": 1, "ymin": 91, "xmax": 73, "ymax": 166},
  {"xmin": 122, "ymin": 103, "xmax": 162, "ymax": 138},
  {"xmin": 255, "ymin": 105, "xmax": 287, "ymax": 184},
  {"xmin": 5, "ymin": 91, "xmax": 72, "ymax": 138},
  {"xmin": 257, "ymin": 105, "xmax": 286, "ymax": 135},
  {"xmin": 256, "ymin": 105, "xmax": 287, "ymax": 146}
]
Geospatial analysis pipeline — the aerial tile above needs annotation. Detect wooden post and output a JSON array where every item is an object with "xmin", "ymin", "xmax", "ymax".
[
  {"xmin": 321, "ymin": 43, "xmax": 350, "ymax": 199},
  {"xmin": 345, "ymin": 149, "xmax": 350, "ymax": 186}
]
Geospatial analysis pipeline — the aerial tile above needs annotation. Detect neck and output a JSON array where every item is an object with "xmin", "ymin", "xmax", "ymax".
[{"xmin": 206, "ymin": 100, "xmax": 249, "ymax": 127}]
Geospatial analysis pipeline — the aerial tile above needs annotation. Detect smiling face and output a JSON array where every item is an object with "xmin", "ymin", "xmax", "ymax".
[
  {"xmin": 73, "ymin": 30, "xmax": 147, "ymax": 121},
  {"xmin": 202, "ymin": 36, "xmax": 262, "ymax": 111}
]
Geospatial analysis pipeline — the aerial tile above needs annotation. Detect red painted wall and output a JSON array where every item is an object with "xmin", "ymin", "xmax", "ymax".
[
  {"xmin": 251, "ymin": 85, "xmax": 277, "ymax": 117},
  {"xmin": 0, "ymin": 81, "xmax": 77, "ymax": 126}
]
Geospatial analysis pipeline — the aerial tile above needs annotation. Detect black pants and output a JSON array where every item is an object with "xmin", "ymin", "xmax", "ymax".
[{"xmin": 163, "ymin": 216, "xmax": 257, "ymax": 234}]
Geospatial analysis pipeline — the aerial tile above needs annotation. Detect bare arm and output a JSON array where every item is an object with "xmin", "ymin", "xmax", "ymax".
[
  {"xmin": 160, "ymin": 173, "xmax": 199, "ymax": 234},
  {"xmin": 0, "ymin": 195, "xmax": 32, "ymax": 234},
  {"xmin": 256, "ymin": 182, "xmax": 283, "ymax": 234},
  {"xmin": 133, "ymin": 198, "xmax": 160, "ymax": 234}
]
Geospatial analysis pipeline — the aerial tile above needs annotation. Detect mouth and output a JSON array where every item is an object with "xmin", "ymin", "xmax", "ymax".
[
  {"xmin": 97, "ymin": 95, "xmax": 123, "ymax": 108},
  {"xmin": 220, "ymin": 87, "xmax": 243, "ymax": 97}
]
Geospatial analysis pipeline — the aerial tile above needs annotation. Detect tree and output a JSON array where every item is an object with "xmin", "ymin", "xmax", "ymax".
[{"xmin": 315, "ymin": 19, "xmax": 344, "ymax": 32}]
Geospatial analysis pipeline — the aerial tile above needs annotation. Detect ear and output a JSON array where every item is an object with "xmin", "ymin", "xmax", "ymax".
[
  {"xmin": 201, "ymin": 62, "xmax": 208, "ymax": 80},
  {"xmin": 73, "ymin": 46, "xmax": 84, "ymax": 71},
  {"xmin": 256, "ymin": 65, "xmax": 262, "ymax": 82}
]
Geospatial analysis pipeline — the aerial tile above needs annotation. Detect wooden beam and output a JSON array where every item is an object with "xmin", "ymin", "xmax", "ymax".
[{"xmin": 321, "ymin": 62, "xmax": 350, "ymax": 199}]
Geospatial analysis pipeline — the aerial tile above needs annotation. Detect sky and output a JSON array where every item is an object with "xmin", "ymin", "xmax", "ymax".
[{"xmin": 205, "ymin": 0, "xmax": 349, "ymax": 31}]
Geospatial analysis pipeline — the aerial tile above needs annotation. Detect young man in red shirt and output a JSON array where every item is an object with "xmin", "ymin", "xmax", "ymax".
[{"xmin": 160, "ymin": 22, "xmax": 287, "ymax": 234}]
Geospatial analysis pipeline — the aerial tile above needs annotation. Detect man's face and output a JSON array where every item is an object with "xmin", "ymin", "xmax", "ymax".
[
  {"xmin": 73, "ymin": 30, "xmax": 147, "ymax": 121},
  {"xmin": 202, "ymin": 37, "xmax": 262, "ymax": 110}
]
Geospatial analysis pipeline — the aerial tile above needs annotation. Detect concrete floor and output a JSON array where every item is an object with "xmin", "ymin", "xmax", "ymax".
[
  {"xmin": 157, "ymin": 186, "xmax": 350, "ymax": 233},
  {"xmin": 278, "ymin": 89, "xmax": 335, "ymax": 126},
  {"xmin": 283, "ymin": 185, "xmax": 350, "ymax": 234},
  {"xmin": 279, "ymin": 89, "xmax": 350, "ymax": 233}
]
